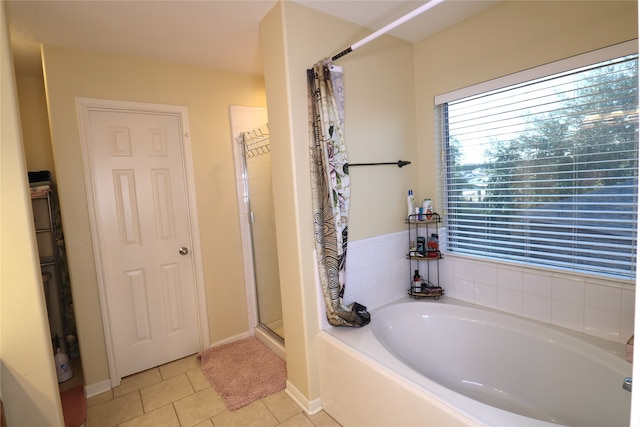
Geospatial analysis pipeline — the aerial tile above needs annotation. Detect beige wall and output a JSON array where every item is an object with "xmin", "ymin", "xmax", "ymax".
[
  {"xmin": 414, "ymin": 0, "xmax": 638, "ymax": 210},
  {"xmin": 40, "ymin": 45, "xmax": 266, "ymax": 385},
  {"xmin": 261, "ymin": 1, "xmax": 416, "ymax": 402},
  {"xmin": 17, "ymin": 74, "xmax": 56, "ymax": 175},
  {"xmin": 0, "ymin": 3, "xmax": 65, "ymax": 426}
]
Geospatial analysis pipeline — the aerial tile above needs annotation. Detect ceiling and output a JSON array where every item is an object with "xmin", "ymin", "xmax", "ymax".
[{"xmin": 6, "ymin": 0, "xmax": 500, "ymax": 77}]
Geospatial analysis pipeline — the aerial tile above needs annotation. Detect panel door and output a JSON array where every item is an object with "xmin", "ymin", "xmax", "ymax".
[{"xmin": 87, "ymin": 109, "xmax": 200, "ymax": 377}]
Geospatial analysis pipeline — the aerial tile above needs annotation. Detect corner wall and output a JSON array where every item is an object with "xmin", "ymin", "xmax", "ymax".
[
  {"xmin": 260, "ymin": 1, "xmax": 417, "ymax": 407},
  {"xmin": 0, "ymin": 3, "xmax": 64, "ymax": 426}
]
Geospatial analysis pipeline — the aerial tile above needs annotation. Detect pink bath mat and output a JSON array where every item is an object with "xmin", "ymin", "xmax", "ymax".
[{"xmin": 198, "ymin": 337, "xmax": 287, "ymax": 410}]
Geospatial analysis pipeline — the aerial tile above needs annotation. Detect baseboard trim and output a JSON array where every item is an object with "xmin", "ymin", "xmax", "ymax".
[
  {"xmin": 285, "ymin": 380, "xmax": 323, "ymax": 415},
  {"xmin": 255, "ymin": 327, "xmax": 285, "ymax": 360},
  {"xmin": 209, "ymin": 331, "xmax": 251, "ymax": 348},
  {"xmin": 84, "ymin": 379, "xmax": 111, "ymax": 398}
]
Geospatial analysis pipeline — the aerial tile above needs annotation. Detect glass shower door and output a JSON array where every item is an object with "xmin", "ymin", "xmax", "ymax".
[
  {"xmin": 243, "ymin": 137, "xmax": 284, "ymax": 340},
  {"xmin": 229, "ymin": 106, "xmax": 284, "ymax": 342}
]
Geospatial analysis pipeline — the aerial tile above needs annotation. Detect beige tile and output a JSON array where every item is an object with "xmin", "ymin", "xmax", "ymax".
[
  {"xmin": 306, "ymin": 411, "xmax": 341, "ymax": 427},
  {"xmin": 193, "ymin": 420, "xmax": 214, "ymax": 427},
  {"xmin": 86, "ymin": 390, "xmax": 114, "ymax": 407},
  {"xmin": 118, "ymin": 404, "xmax": 180, "ymax": 427},
  {"xmin": 159, "ymin": 354, "xmax": 200, "ymax": 379},
  {"xmin": 261, "ymin": 391, "xmax": 302, "ymax": 422},
  {"xmin": 277, "ymin": 413, "xmax": 315, "ymax": 427},
  {"xmin": 114, "ymin": 368, "xmax": 162, "ymax": 398},
  {"xmin": 174, "ymin": 386, "xmax": 228, "ymax": 427},
  {"xmin": 211, "ymin": 400, "xmax": 278, "ymax": 427},
  {"xmin": 187, "ymin": 367, "xmax": 212, "ymax": 392},
  {"xmin": 140, "ymin": 374, "xmax": 194, "ymax": 412},
  {"xmin": 85, "ymin": 391, "xmax": 143, "ymax": 427}
]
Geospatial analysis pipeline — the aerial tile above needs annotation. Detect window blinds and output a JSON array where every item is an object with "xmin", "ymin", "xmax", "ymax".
[{"xmin": 441, "ymin": 53, "xmax": 639, "ymax": 280}]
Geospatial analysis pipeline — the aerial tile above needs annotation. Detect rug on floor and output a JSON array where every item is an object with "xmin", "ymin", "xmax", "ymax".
[
  {"xmin": 198, "ymin": 337, "xmax": 287, "ymax": 411},
  {"xmin": 60, "ymin": 385, "xmax": 86, "ymax": 427}
]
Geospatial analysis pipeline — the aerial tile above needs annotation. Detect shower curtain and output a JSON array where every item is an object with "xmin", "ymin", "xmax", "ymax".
[{"xmin": 307, "ymin": 60, "xmax": 370, "ymax": 327}]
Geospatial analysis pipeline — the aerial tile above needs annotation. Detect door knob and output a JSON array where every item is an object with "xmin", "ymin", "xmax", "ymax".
[{"xmin": 179, "ymin": 247, "xmax": 189, "ymax": 255}]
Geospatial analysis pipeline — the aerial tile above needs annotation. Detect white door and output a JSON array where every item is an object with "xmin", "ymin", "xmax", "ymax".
[{"xmin": 83, "ymin": 106, "xmax": 201, "ymax": 378}]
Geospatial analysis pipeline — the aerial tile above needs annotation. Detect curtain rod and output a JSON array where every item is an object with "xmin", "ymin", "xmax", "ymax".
[{"xmin": 330, "ymin": 0, "xmax": 446, "ymax": 61}]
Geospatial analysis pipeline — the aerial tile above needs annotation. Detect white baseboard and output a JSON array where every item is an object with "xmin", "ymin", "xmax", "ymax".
[
  {"xmin": 84, "ymin": 379, "xmax": 111, "ymax": 398},
  {"xmin": 209, "ymin": 331, "xmax": 251, "ymax": 348},
  {"xmin": 255, "ymin": 327, "xmax": 285, "ymax": 360},
  {"xmin": 285, "ymin": 380, "xmax": 323, "ymax": 415}
]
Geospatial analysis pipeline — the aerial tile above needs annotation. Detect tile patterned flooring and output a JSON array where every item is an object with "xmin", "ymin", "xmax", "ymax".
[{"xmin": 83, "ymin": 354, "xmax": 341, "ymax": 427}]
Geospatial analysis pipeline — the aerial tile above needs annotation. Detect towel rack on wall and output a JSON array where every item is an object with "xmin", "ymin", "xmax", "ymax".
[{"xmin": 347, "ymin": 160, "xmax": 411, "ymax": 168}]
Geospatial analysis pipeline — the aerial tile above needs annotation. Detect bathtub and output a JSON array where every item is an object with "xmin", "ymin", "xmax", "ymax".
[{"xmin": 318, "ymin": 297, "xmax": 631, "ymax": 426}]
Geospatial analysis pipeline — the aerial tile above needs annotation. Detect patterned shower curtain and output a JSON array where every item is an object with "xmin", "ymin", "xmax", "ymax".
[{"xmin": 307, "ymin": 60, "xmax": 370, "ymax": 327}]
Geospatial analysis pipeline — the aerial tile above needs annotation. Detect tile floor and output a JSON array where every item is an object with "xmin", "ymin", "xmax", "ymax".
[{"xmin": 83, "ymin": 354, "xmax": 341, "ymax": 427}]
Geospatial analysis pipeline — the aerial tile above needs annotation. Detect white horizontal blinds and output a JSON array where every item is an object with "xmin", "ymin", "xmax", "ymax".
[{"xmin": 442, "ymin": 53, "xmax": 639, "ymax": 280}]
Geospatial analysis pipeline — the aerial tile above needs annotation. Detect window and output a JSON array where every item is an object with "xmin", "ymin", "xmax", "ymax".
[{"xmin": 438, "ymin": 45, "xmax": 639, "ymax": 280}]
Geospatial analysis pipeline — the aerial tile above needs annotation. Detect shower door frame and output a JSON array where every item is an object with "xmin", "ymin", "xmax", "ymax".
[{"xmin": 229, "ymin": 106, "xmax": 284, "ymax": 343}]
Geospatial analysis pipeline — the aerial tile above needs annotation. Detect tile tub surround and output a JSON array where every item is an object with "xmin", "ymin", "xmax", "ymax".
[
  {"xmin": 341, "ymin": 231, "xmax": 409, "ymax": 312},
  {"xmin": 339, "ymin": 230, "xmax": 635, "ymax": 344}
]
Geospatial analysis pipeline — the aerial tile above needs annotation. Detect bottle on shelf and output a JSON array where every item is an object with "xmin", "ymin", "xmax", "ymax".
[
  {"xmin": 413, "ymin": 269, "xmax": 422, "ymax": 290},
  {"xmin": 427, "ymin": 233, "xmax": 439, "ymax": 258},
  {"xmin": 417, "ymin": 236, "xmax": 426, "ymax": 254},
  {"xmin": 407, "ymin": 190, "xmax": 415, "ymax": 218},
  {"xmin": 422, "ymin": 198, "xmax": 433, "ymax": 220}
]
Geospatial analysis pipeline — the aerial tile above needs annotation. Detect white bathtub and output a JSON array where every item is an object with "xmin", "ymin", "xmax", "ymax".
[{"xmin": 318, "ymin": 297, "xmax": 631, "ymax": 426}]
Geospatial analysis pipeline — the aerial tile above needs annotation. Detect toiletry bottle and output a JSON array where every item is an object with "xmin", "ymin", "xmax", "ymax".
[
  {"xmin": 413, "ymin": 270, "xmax": 421, "ymax": 290},
  {"xmin": 407, "ymin": 190, "xmax": 415, "ymax": 219},
  {"xmin": 428, "ymin": 233, "xmax": 439, "ymax": 251},
  {"xmin": 428, "ymin": 234, "xmax": 439, "ymax": 258},
  {"xmin": 423, "ymin": 198, "xmax": 433, "ymax": 220},
  {"xmin": 55, "ymin": 347, "xmax": 73, "ymax": 383}
]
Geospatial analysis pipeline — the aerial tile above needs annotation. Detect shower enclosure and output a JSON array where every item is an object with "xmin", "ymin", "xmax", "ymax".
[{"xmin": 229, "ymin": 106, "xmax": 284, "ymax": 341}]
